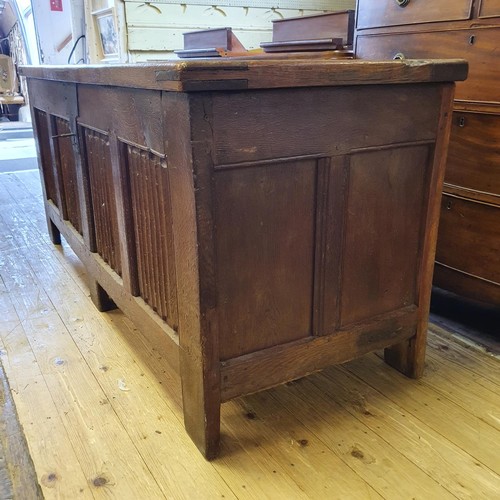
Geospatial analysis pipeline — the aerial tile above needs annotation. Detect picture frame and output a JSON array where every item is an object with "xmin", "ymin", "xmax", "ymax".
[{"xmin": 93, "ymin": 7, "xmax": 119, "ymax": 61}]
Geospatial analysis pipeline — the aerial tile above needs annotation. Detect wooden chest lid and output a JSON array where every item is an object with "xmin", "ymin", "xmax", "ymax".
[{"xmin": 20, "ymin": 58, "xmax": 468, "ymax": 92}]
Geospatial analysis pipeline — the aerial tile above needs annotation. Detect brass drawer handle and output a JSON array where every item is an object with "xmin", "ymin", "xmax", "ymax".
[
  {"xmin": 393, "ymin": 52, "xmax": 406, "ymax": 60},
  {"xmin": 396, "ymin": 0, "xmax": 411, "ymax": 7}
]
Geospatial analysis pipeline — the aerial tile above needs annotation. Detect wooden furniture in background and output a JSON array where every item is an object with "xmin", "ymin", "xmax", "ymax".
[
  {"xmin": 260, "ymin": 10, "xmax": 354, "ymax": 52},
  {"xmin": 175, "ymin": 27, "xmax": 247, "ymax": 58},
  {"xmin": 21, "ymin": 57, "xmax": 466, "ymax": 458},
  {"xmin": 355, "ymin": 0, "xmax": 500, "ymax": 306}
]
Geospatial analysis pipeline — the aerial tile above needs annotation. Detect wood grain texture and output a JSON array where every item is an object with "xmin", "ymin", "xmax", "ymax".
[
  {"xmin": 53, "ymin": 116, "xmax": 82, "ymax": 234},
  {"xmin": 355, "ymin": 1, "xmax": 500, "ymax": 308},
  {"xmin": 215, "ymin": 158, "xmax": 317, "ymax": 359},
  {"xmin": 24, "ymin": 58, "xmax": 461, "ymax": 458},
  {"xmin": 345, "ymin": 353, "xmax": 500, "ymax": 474},
  {"xmin": 446, "ymin": 111, "xmax": 500, "ymax": 196},
  {"xmin": 221, "ymin": 307, "xmax": 418, "ymax": 401},
  {"xmin": 32, "ymin": 109, "xmax": 58, "ymax": 206},
  {"xmin": 0, "ymin": 358, "xmax": 43, "ymax": 500},
  {"xmin": 340, "ymin": 145, "xmax": 429, "ymax": 326},
  {"xmin": 433, "ymin": 264, "xmax": 500, "ymax": 305},
  {"xmin": 82, "ymin": 127, "xmax": 122, "ymax": 276},
  {"xmin": 356, "ymin": 0, "xmax": 473, "ymax": 30},
  {"xmin": 211, "ymin": 85, "xmax": 443, "ymax": 165},
  {"xmin": 385, "ymin": 85, "xmax": 455, "ymax": 378},
  {"xmin": 77, "ymin": 85, "xmax": 164, "ymax": 153},
  {"xmin": 27, "ymin": 75, "xmax": 89, "ymax": 250},
  {"xmin": 20, "ymin": 59, "xmax": 468, "ymax": 92},
  {"xmin": 271, "ymin": 373, "xmax": 458, "ymax": 499},
  {"xmin": 272, "ymin": 11, "xmax": 354, "ymax": 45},
  {"xmin": 320, "ymin": 363, "xmax": 500, "ymax": 498},
  {"xmin": 356, "ymin": 27, "xmax": 498, "ymax": 103},
  {"xmin": 436, "ymin": 195, "xmax": 500, "ymax": 284},
  {"xmin": 44, "ymin": 201, "xmax": 180, "ymax": 373},
  {"xmin": 478, "ymin": 0, "xmax": 500, "ymax": 17},
  {"xmin": 165, "ymin": 92, "xmax": 221, "ymax": 459},
  {"xmin": 2, "ymin": 169, "xmax": 499, "ymax": 497},
  {"xmin": 126, "ymin": 144, "xmax": 178, "ymax": 327}
]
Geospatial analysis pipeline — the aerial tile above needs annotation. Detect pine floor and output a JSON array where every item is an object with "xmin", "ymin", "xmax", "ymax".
[{"xmin": 0, "ymin": 168, "xmax": 499, "ymax": 499}]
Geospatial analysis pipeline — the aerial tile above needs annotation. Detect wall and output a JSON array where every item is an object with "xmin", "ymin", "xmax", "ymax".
[
  {"xmin": 0, "ymin": 2, "xmax": 17, "ymax": 37},
  {"xmin": 31, "ymin": 0, "xmax": 85, "ymax": 63},
  {"xmin": 123, "ymin": 0, "xmax": 356, "ymax": 62}
]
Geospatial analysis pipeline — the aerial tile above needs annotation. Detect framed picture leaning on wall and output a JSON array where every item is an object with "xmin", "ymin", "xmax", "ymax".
[{"xmin": 94, "ymin": 7, "xmax": 119, "ymax": 61}]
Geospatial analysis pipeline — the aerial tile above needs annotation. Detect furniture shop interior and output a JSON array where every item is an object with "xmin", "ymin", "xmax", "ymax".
[{"xmin": 0, "ymin": 1, "xmax": 498, "ymax": 498}]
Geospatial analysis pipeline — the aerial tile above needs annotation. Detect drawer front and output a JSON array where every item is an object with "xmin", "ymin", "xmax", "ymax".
[
  {"xmin": 356, "ymin": 28, "xmax": 500, "ymax": 102},
  {"xmin": 479, "ymin": 0, "xmax": 500, "ymax": 18},
  {"xmin": 436, "ymin": 195, "xmax": 500, "ymax": 284},
  {"xmin": 356, "ymin": 0, "xmax": 472, "ymax": 30},
  {"xmin": 446, "ymin": 112, "xmax": 500, "ymax": 196}
]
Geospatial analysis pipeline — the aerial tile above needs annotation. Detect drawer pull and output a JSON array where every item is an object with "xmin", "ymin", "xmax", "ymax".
[
  {"xmin": 395, "ymin": 0, "xmax": 411, "ymax": 7},
  {"xmin": 393, "ymin": 52, "xmax": 406, "ymax": 60}
]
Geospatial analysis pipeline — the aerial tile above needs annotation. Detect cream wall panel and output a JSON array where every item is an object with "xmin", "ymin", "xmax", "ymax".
[
  {"xmin": 128, "ymin": 27, "xmax": 273, "ymax": 52},
  {"xmin": 125, "ymin": 4, "xmax": 324, "ymax": 51},
  {"xmin": 131, "ymin": 0, "xmax": 354, "ymax": 8},
  {"xmin": 124, "ymin": 1, "xmax": 354, "ymax": 53},
  {"xmin": 125, "ymin": 3, "xmax": 323, "ymax": 28}
]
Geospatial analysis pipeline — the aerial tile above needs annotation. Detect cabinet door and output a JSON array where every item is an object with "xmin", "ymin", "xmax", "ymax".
[
  {"xmin": 478, "ymin": 0, "xmax": 500, "ymax": 18},
  {"xmin": 356, "ymin": 28, "xmax": 500, "ymax": 102},
  {"xmin": 356, "ymin": 0, "xmax": 473, "ymax": 30}
]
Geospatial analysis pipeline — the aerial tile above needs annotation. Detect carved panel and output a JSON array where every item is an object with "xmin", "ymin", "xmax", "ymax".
[
  {"xmin": 53, "ymin": 116, "xmax": 82, "ymax": 234},
  {"xmin": 81, "ymin": 127, "xmax": 122, "ymax": 276},
  {"xmin": 125, "ymin": 143, "xmax": 178, "ymax": 329}
]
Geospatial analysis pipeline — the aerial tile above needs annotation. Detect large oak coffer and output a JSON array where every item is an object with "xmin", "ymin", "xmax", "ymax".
[{"xmin": 21, "ymin": 58, "xmax": 467, "ymax": 458}]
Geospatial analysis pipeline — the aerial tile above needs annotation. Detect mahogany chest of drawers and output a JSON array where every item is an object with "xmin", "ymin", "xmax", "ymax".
[
  {"xmin": 355, "ymin": 0, "xmax": 500, "ymax": 306},
  {"xmin": 21, "ymin": 58, "xmax": 465, "ymax": 458}
]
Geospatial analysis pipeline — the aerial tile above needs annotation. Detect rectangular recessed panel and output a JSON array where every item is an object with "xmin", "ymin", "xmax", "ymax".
[
  {"xmin": 54, "ymin": 117, "xmax": 82, "ymax": 234},
  {"xmin": 446, "ymin": 112, "xmax": 500, "ymax": 196},
  {"xmin": 212, "ymin": 85, "xmax": 441, "ymax": 165},
  {"xmin": 357, "ymin": 0, "xmax": 472, "ymax": 29},
  {"xmin": 126, "ymin": 144, "xmax": 178, "ymax": 329},
  {"xmin": 437, "ymin": 196, "xmax": 500, "ymax": 284},
  {"xmin": 34, "ymin": 109, "xmax": 58, "ymax": 206},
  {"xmin": 340, "ymin": 145, "xmax": 430, "ymax": 326},
  {"xmin": 479, "ymin": 0, "xmax": 500, "ymax": 18},
  {"xmin": 82, "ymin": 127, "xmax": 122, "ymax": 276},
  {"xmin": 215, "ymin": 159, "xmax": 317, "ymax": 360}
]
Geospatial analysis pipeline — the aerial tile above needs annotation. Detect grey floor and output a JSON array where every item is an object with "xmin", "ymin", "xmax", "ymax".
[
  {"xmin": 0, "ymin": 119, "xmax": 37, "ymax": 173},
  {"xmin": 0, "ymin": 118, "xmax": 43, "ymax": 498}
]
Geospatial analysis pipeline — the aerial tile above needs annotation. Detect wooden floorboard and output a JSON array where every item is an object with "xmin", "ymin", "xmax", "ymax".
[{"xmin": 0, "ymin": 169, "xmax": 499, "ymax": 499}]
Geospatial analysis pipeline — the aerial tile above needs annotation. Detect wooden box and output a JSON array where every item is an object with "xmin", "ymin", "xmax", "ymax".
[
  {"xmin": 21, "ymin": 57, "xmax": 466, "ymax": 458},
  {"xmin": 261, "ymin": 11, "xmax": 354, "ymax": 52}
]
